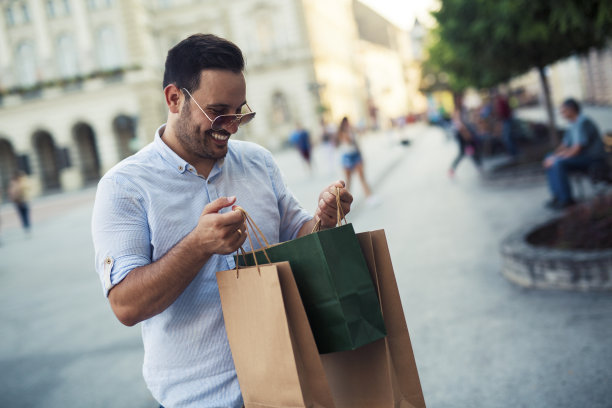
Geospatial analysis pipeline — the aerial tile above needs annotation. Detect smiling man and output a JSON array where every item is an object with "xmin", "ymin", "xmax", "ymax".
[{"xmin": 91, "ymin": 34, "xmax": 353, "ymax": 408}]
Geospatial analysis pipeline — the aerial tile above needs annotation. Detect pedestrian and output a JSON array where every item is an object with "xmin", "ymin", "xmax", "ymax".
[
  {"xmin": 8, "ymin": 171, "xmax": 30, "ymax": 234},
  {"xmin": 91, "ymin": 33, "xmax": 353, "ymax": 408},
  {"xmin": 448, "ymin": 98, "xmax": 482, "ymax": 177},
  {"xmin": 543, "ymin": 98, "xmax": 607, "ymax": 210},
  {"xmin": 336, "ymin": 116, "xmax": 377, "ymax": 205},
  {"xmin": 494, "ymin": 91, "xmax": 519, "ymax": 158},
  {"xmin": 289, "ymin": 122, "xmax": 312, "ymax": 172}
]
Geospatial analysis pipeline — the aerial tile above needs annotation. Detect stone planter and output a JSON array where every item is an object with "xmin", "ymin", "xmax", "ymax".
[{"xmin": 500, "ymin": 221, "xmax": 612, "ymax": 291}]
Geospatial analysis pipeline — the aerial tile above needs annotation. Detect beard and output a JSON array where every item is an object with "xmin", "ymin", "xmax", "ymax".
[{"xmin": 174, "ymin": 101, "xmax": 231, "ymax": 161}]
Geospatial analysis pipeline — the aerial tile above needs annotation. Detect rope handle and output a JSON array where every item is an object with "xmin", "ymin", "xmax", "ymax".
[
  {"xmin": 311, "ymin": 187, "xmax": 347, "ymax": 233},
  {"xmin": 233, "ymin": 206, "xmax": 272, "ymax": 277}
]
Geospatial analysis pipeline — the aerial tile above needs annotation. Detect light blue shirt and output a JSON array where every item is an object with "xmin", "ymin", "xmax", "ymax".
[{"xmin": 91, "ymin": 125, "xmax": 312, "ymax": 407}]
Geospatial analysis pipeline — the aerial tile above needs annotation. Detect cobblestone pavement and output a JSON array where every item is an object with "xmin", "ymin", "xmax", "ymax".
[{"xmin": 1, "ymin": 124, "xmax": 611, "ymax": 408}]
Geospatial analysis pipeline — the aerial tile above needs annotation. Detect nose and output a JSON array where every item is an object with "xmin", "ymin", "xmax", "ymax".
[{"xmin": 223, "ymin": 119, "xmax": 240, "ymax": 134}]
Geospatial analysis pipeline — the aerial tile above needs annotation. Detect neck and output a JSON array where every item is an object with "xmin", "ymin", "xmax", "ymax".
[{"xmin": 161, "ymin": 124, "xmax": 217, "ymax": 178}]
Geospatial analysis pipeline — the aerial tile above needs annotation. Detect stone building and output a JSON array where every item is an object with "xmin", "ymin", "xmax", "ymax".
[{"xmin": 0, "ymin": 0, "xmax": 421, "ymax": 198}]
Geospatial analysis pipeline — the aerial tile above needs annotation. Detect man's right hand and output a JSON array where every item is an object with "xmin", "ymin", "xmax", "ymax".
[{"xmin": 194, "ymin": 196, "xmax": 247, "ymax": 257}]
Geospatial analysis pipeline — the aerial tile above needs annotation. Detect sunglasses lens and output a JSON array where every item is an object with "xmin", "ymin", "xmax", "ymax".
[
  {"xmin": 240, "ymin": 112, "xmax": 256, "ymax": 126},
  {"xmin": 212, "ymin": 112, "xmax": 256, "ymax": 130},
  {"xmin": 211, "ymin": 116, "xmax": 235, "ymax": 130}
]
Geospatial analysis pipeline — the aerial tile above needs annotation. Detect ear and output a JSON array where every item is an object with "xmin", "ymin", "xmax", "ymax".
[{"xmin": 164, "ymin": 84, "xmax": 183, "ymax": 114}]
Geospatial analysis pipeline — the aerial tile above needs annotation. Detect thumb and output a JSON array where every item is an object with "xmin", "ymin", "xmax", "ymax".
[{"xmin": 202, "ymin": 196, "xmax": 236, "ymax": 215}]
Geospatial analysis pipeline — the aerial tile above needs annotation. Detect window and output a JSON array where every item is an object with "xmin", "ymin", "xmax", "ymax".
[
  {"xmin": 46, "ymin": 0, "xmax": 55, "ymax": 17},
  {"xmin": 4, "ymin": 7, "xmax": 15, "ymax": 26},
  {"xmin": 16, "ymin": 42, "xmax": 37, "ymax": 87},
  {"xmin": 95, "ymin": 26, "xmax": 122, "ymax": 69},
  {"xmin": 57, "ymin": 34, "xmax": 79, "ymax": 77},
  {"xmin": 5, "ymin": 1, "xmax": 31, "ymax": 25}
]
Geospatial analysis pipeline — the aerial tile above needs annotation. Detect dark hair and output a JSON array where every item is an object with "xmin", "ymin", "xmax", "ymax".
[
  {"xmin": 562, "ymin": 98, "xmax": 581, "ymax": 114},
  {"xmin": 162, "ymin": 34, "xmax": 245, "ymax": 93}
]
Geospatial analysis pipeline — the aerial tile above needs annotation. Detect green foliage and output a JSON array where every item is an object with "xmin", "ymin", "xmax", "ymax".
[{"xmin": 424, "ymin": 0, "xmax": 612, "ymax": 92}]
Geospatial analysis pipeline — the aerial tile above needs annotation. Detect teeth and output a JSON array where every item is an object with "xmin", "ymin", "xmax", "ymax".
[{"xmin": 211, "ymin": 132, "xmax": 229, "ymax": 141}]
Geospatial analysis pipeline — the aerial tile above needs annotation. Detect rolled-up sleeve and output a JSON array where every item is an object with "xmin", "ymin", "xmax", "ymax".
[
  {"xmin": 264, "ymin": 152, "xmax": 312, "ymax": 242},
  {"xmin": 91, "ymin": 176, "xmax": 151, "ymax": 297}
]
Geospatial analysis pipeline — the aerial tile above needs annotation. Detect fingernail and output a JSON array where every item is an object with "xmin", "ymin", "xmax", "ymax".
[{"xmin": 228, "ymin": 196, "xmax": 236, "ymax": 202}]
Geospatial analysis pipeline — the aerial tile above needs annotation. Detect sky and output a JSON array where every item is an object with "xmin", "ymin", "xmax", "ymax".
[{"xmin": 358, "ymin": 0, "xmax": 438, "ymax": 30}]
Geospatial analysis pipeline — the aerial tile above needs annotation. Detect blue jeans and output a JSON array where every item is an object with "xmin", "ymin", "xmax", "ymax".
[
  {"xmin": 501, "ymin": 119, "xmax": 518, "ymax": 157},
  {"xmin": 546, "ymin": 155, "xmax": 593, "ymax": 203}
]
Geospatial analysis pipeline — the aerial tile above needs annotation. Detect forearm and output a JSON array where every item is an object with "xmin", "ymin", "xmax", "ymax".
[
  {"xmin": 558, "ymin": 145, "xmax": 581, "ymax": 158},
  {"xmin": 297, "ymin": 218, "xmax": 317, "ymax": 238},
  {"xmin": 108, "ymin": 230, "xmax": 212, "ymax": 326}
]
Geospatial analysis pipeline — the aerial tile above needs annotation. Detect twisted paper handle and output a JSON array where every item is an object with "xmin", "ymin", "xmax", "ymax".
[
  {"xmin": 233, "ymin": 206, "xmax": 272, "ymax": 277},
  {"xmin": 311, "ymin": 186, "xmax": 347, "ymax": 233}
]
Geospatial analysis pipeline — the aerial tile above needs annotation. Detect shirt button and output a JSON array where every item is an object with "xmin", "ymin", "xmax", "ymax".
[
  {"xmin": 178, "ymin": 165, "xmax": 183, "ymax": 171},
  {"xmin": 105, "ymin": 257, "xmax": 112, "ymax": 264}
]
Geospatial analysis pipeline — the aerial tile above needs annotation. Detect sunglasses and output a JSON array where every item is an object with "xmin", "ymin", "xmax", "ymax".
[{"xmin": 181, "ymin": 88, "xmax": 256, "ymax": 131}]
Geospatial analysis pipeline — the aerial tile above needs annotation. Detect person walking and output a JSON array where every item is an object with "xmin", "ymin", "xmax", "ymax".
[
  {"xmin": 543, "ymin": 98, "xmax": 607, "ymax": 209},
  {"xmin": 448, "ymin": 100, "xmax": 482, "ymax": 177},
  {"xmin": 8, "ymin": 171, "xmax": 30, "ymax": 234},
  {"xmin": 336, "ymin": 116, "xmax": 377, "ymax": 204},
  {"xmin": 91, "ymin": 34, "xmax": 353, "ymax": 408},
  {"xmin": 289, "ymin": 122, "xmax": 312, "ymax": 173}
]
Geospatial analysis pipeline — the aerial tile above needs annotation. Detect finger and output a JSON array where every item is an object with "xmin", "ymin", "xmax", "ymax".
[
  {"xmin": 202, "ymin": 196, "xmax": 236, "ymax": 215},
  {"xmin": 316, "ymin": 208, "xmax": 335, "ymax": 227},
  {"xmin": 320, "ymin": 191, "xmax": 338, "ymax": 207},
  {"xmin": 318, "ymin": 202, "xmax": 337, "ymax": 220}
]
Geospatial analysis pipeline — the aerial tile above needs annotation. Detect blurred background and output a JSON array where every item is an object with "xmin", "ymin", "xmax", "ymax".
[{"xmin": 0, "ymin": 0, "xmax": 611, "ymax": 407}]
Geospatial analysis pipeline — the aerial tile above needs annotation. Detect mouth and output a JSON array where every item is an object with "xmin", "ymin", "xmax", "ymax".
[{"xmin": 209, "ymin": 131, "xmax": 230, "ymax": 145}]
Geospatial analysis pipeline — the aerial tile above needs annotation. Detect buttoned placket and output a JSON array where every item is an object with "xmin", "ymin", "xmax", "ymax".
[{"xmin": 192, "ymin": 164, "xmax": 237, "ymax": 270}]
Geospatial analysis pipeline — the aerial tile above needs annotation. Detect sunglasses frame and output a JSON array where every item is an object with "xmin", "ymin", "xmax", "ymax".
[{"xmin": 181, "ymin": 88, "xmax": 256, "ymax": 131}]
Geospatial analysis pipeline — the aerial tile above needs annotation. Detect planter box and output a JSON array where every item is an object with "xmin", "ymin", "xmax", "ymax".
[{"xmin": 500, "ymin": 222, "xmax": 612, "ymax": 291}]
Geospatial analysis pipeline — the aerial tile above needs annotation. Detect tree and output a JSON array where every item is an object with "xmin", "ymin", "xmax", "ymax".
[{"xmin": 426, "ymin": 0, "xmax": 612, "ymax": 142}]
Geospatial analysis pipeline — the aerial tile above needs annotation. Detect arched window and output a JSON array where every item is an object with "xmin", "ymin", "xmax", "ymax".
[
  {"xmin": 57, "ymin": 34, "xmax": 79, "ymax": 77},
  {"xmin": 95, "ymin": 26, "xmax": 122, "ymax": 69},
  {"xmin": 16, "ymin": 42, "xmax": 37, "ymax": 86}
]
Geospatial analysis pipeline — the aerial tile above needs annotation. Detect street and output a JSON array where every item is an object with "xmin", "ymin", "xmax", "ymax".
[{"xmin": 1, "ymin": 124, "xmax": 611, "ymax": 408}]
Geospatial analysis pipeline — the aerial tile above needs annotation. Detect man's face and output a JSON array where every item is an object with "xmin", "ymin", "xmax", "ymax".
[
  {"xmin": 560, "ymin": 105, "xmax": 577, "ymax": 122},
  {"xmin": 175, "ymin": 69, "xmax": 247, "ymax": 161}
]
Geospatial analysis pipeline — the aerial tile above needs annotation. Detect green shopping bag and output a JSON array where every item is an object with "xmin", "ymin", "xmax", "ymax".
[{"xmin": 236, "ymin": 205, "xmax": 387, "ymax": 354}]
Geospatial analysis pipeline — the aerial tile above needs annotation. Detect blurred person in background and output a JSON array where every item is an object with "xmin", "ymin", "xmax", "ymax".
[
  {"xmin": 448, "ymin": 98, "xmax": 482, "ymax": 177},
  {"xmin": 289, "ymin": 122, "xmax": 312, "ymax": 173},
  {"xmin": 494, "ymin": 91, "xmax": 519, "ymax": 158},
  {"xmin": 336, "ymin": 116, "xmax": 378, "ymax": 205},
  {"xmin": 91, "ymin": 33, "xmax": 353, "ymax": 408},
  {"xmin": 543, "ymin": 98, "xmax": 606, "ymax": 210},
  {"xmin": 8, "ymin": 171, "xmax": 30, "ymax": 235}
]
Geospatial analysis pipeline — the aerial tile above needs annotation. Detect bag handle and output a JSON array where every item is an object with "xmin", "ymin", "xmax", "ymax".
[
  {"xmin": 233, "ymin": 206, "xmax": 272, "ymax": 277},
  {"xmin": 311, "ymin": 186, "xmax": 347, "ymax": 233}
]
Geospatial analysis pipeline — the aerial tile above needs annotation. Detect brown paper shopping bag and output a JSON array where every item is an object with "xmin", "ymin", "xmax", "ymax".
[
  {"xmin": 320, "ymin": 230, "xmax": 426, "ymax": 408},
  {"xmin": 217, "ymin": 261, "xmax": 335, "ymax": 408}
]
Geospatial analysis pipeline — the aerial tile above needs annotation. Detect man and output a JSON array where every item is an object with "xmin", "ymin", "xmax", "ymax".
[
  {"xmin": 543, "ymin": 98, "xmax": 606, "ymax": 209},
  {"xmin": 91, "ymin": 34, "xmax": 353, "ymax": 408}
]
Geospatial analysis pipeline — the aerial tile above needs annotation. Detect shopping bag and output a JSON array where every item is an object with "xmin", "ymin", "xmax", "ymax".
[
  {"xmin": 320, "ymin": 230, "xmax": 426, "ymax": 408},
  {"xmin": 217, "ymin": 261, "xmax": 336, "ymax": 408},
  {"xmin": 238, "ymin": 221, "xmax": 387, "ymax": 354}
]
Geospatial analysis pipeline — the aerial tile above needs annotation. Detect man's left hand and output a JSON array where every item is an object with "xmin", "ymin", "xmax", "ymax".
[{"xmin": 315, "ymin": 180, "xmax": 353, "ymax": 229}]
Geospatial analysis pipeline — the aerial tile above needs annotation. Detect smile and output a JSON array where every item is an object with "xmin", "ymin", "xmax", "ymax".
[{"xmin": 210, "ymin": 132, "xmax": 229, "ymax": 142}]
